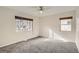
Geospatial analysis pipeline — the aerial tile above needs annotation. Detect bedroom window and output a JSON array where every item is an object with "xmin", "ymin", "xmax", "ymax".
[
  {"xmin": 15, "ymin": 16, "xmax": 33, "ymax": 32},
  {"xmin": 60, "ymin": 16, "xmax": 72, "ymax": 31}
]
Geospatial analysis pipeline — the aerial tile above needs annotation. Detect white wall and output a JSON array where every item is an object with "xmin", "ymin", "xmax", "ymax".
[
  {"xmin": 0, "ymin": 7, "xmax": 39, "ymax": 47},
  {"xmin": 39, "ymin": 11, "xmax": 76, "ymax": 42},
  {"xmin": 76, "ymin": 8, "xmax": 79, "ymax": 51}
]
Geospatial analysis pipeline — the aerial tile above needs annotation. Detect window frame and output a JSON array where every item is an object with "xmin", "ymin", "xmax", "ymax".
[
  {"xmin": 15, "ymin": 16, "xmax": 33, "ymax": 32},
  {"xmin": 59, "ymin": 16, "xmax": 73, "ymax": 32}
]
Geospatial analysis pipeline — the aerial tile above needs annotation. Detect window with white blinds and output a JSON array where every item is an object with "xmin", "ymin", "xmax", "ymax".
[
  {"xmin": 15, "ymin": 16, "xmax": 33, "ymax": 32},
  {"xmin": 60, "ymin": 16, "xmax": 72, "ymax": 32}
]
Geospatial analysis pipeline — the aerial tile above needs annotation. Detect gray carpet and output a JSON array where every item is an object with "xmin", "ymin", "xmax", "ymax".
[{"xmin": 0, "ymin": 38, "xmax": 78, "ymax": 53}]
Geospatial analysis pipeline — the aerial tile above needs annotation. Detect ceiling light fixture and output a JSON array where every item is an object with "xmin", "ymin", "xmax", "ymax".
[{"xmin": 39, "ymin": 6, "xmax": 43, "ymax": 14}]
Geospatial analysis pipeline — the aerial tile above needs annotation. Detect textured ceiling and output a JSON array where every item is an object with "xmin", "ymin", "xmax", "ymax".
[{"xmin": 6, "ymin": 6, "xmax": 78, "ymax": 17}]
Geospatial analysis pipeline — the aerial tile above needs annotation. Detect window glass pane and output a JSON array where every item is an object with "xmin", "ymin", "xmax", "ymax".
[
  {"xmin": 28, "ymin": 21, "xmax": 32, "ymax": 31},
  {"xmin": 16, "ymin": 19, "xmax": 33, "ymax": 32},
  {"xmin": 16, "ymin": 19, "xmax": 21, "ymax": 31},
  {"xmin": 61, "ymin": 19, "xmax": 71, "ymax": 25},
  {"xmin": 61, "ymin": 25, "xmax": 71, "ymax": 31},
  {"xmin": 22, "ymin": 20, "xmax": 28, "ymax": 31}
]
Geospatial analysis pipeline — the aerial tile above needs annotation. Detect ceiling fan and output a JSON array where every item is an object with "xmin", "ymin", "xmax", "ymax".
[
  {"xmin": 39, "ymin": 6, "xmax": 43, "ymax": 14},
  {"xmin": 30, "ymin": 6, "xmax": 45, "ymax": 14}
]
